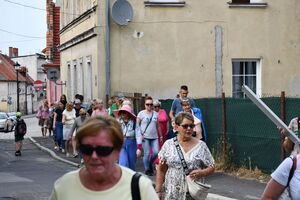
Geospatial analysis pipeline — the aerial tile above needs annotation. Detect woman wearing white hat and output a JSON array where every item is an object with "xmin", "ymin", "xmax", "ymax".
[{"xmin": 114, "ymin": 105, "xmax": 141, "ymax": 171}]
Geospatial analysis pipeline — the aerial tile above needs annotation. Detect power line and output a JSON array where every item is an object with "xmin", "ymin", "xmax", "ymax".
[
  {"xmin": 0, "ymin": 28, "xmax": 45, "ymax": 39},
  {"xmin": 2, "ymin": 0, "xmax": 80, "ymax": 16}
]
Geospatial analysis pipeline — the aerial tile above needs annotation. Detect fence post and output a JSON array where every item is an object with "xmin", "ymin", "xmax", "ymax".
[
  {"xmin": 221, "ymin": 92, "xmax": 227, "ymax": 162},
  {"xmin": 280, "ymin": 91, "xmax": 286, "ymax": 161}
]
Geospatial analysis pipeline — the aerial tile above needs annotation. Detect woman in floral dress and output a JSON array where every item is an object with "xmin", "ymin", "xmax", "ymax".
[{"xmin": 155, "ymin": 112, "xmax": 215, "ymax": 200}]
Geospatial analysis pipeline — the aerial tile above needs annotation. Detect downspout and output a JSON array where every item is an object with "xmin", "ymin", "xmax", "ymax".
[{"xmin": 105, "ymin": 0, "xmax": 111, "ymax": 105}]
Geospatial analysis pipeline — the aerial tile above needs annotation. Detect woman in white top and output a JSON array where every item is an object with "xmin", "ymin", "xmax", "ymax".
[
  {"xmin": 262, "ymin": 153, "xmax": 300, "ymax": 200},
  {"xmin": 62, "ymin": 102, "xmax": 76, "ymax": 157}
]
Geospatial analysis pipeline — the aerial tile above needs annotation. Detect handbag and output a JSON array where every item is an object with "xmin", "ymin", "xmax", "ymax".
[
  {"xmin": 173, "ymin": 137, "xmax": 211, "ymax": 200},
  {"xmin": 278, "ymin": 155, "xmax": 297, "ymax": 200}
]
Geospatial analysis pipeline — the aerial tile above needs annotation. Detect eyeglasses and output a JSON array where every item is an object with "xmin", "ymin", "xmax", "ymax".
[
  {"xmin": 154, "ymin": 106, "xmax": 160, "ymax": 108},
  {"xmin": 180, "ymin": 123, "xmax": 195, "ymax": 129},
  {"xmin": 79, "ymin": 144, "xmax": 114, "ymax": 157},
  {"xmin": 145, "ymin": 103, "xmax": 153, "ymax": 107}
]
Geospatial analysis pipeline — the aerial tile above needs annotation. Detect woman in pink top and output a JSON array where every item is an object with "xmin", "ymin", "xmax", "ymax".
[
  {"xmin": 91, "ymin": 99, "xmax": 108, "ymax": 116},
  {"xmin": 37, "ymin": 99, "xmax": 50, "ymax": 137},
  {"xmin": 153, "ymin": 99, "xmax": 169, "ymax": 148}
]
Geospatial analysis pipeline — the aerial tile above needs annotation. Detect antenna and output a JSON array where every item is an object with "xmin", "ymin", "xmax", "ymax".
[{"xmin": 112, "ymin": 0, "xmax": 133, "ymax": 26}]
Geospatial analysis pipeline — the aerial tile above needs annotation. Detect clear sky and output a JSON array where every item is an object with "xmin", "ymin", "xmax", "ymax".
[{"xmin": 0, "ymin": 0, "xmax": 46, "ymax": 56}]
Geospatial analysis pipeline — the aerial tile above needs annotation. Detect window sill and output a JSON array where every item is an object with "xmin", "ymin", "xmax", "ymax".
[
  {"xmin": 228, "ymin": 2, "xmax": 267, "ymax": 8},
  {"xmin": 144, "ymin": 1, "xmax": 186, "ymax": 7}
]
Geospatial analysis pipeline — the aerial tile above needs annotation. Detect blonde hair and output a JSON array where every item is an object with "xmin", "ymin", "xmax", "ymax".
[{"xmin": 76, "ymin": 115, "xmax": 123, "ymax": 151}]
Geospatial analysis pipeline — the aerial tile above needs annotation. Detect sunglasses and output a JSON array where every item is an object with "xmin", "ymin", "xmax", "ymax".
[
  {"xmin": 145, "ymin": 103, "xmax": 153, "ymax": 107},
  {"xmin": 180, "ymin": 123, "xmax": 195, "ymax": 129},
  {"xmin": 79, "ymin": 144, "xmax": 114, "ymax": 157},
  {"xmin": 154, "ymin": 106, "xmax": 160, "ymax": 108}
]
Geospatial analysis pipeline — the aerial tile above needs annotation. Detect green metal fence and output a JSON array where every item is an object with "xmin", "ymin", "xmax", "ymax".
[{"xmin": 160, "ymin": 97, "xmax": 300, "ymax": 173}]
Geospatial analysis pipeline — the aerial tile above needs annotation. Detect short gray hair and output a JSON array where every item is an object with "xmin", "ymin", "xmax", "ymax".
[{"xmin": 153, "ymin": 99, "xmax": 161, "ymax": 106}]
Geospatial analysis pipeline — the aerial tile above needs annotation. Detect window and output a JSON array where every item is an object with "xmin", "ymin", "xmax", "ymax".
[
  {"xmin": 72, "ymin": 60, "xmax": 77, "ymax": 98},
  {"xmin": 85, "ymin": 56, "xmax": 92, "ymax": 101},
  {"xmin": 232, "ymin": 59, "xmax": 261, "ymax": 98},
  {"xmin": 67, "ymin": 62, "xmax": 71, "ymax": 100},
  {"xmin": 231, "ymin": 0, "xmax": 264, "ymax": 3},
  {"xmin": 229, "ymin": 0, "xmax": 267, "ymax": 8},
  {"xmin": 144, "ymin": 0, "xmax": 185, "ymax": 7}
]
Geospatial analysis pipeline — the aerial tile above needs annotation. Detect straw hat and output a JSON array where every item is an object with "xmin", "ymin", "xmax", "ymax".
[{"xmin": 113, "ymin": 105, "xmax": 136, "ymax": 119}]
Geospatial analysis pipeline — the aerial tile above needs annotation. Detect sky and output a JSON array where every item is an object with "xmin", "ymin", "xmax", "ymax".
[{"xmin": 0, "ymin": 0, "xmax": 46, "ymax": 56}]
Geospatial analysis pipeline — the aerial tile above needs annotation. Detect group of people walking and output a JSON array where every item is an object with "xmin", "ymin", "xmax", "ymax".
[{"xmin": 49, "ymin": 85, "xmax": 216, "ymax": 200}]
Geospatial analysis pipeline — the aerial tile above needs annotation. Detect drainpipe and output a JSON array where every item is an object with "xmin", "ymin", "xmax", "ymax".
[{"xmin": 105, "ymin": 0, "xmax": 111, "ymax": 106}]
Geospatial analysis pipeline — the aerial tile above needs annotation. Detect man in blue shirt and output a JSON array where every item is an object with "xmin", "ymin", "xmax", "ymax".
[{"xmin": 169, "ymin": 85, "xmax": 195, "ymax": 121}]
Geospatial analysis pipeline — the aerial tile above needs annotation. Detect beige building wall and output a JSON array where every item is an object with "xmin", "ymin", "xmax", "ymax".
[
  {"xmin": 110, "ymin": 0, "xmax": 300, "ymax": 98},
  {"xmin": 58, "ymin": 0, "xmax": 300, "ymax": 100},
  {"xmin": 58, "ymin": 0, "xmax": 108, "ymax": 101}
]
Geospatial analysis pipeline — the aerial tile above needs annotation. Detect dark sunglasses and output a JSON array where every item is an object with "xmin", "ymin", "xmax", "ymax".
[
  {"xmin": 154, "ymin": 105, "xmax": 160, "ymax": 108},
  {"xmin": 79, "ymin": 144, "xmax": 114, "ymax": 157},
  {"xmin": 145, "ymin": 103, "xmax": 153, "ymax": 107},
  {"xmin": 180, "ymin": 123, "xmax": 195, "ymax": 129}
]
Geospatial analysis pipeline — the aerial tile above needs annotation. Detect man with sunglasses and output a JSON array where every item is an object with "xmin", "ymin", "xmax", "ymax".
[
  {"xmin": 137, "ymin": 96, "xmax": 162, "ymax": 176},
  {"xmin": 49, "ymin": 115, "xmax": 158, "ymax": 200}
]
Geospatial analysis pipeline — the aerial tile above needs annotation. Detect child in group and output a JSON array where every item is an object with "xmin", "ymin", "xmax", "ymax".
[{"xmin": 14, "ymin": 112, "xmax": 27, "ymax": 156}]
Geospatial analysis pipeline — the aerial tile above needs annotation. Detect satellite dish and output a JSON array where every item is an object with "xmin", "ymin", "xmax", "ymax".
[{"xmin": 112, "ymin": 0, "xmax": 133, "ymax": 26}]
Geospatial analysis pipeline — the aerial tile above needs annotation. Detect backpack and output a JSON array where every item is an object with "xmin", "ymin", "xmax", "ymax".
[{"xmin": 15, "ymin": 119, "xmax": 27, "ymax": 136}]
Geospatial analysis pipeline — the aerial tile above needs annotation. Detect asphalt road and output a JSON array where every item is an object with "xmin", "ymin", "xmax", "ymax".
[{"xmin": 0, "ymin": 116, "xmax": 267, "ymax": 200}]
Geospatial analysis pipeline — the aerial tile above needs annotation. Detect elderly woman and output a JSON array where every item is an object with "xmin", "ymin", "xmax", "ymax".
[
  {"xmin": 114, "ymin": 105, "xmax": 140, "ymax": 170},
  {"xmin": 49, "ymin": 115, "xmax": 158, "ymax": 200},
  {"xmin": 62, "ymin": 102, "xmax": 76, "ymax": 157},
  {"xmin": 69, "ymin": 108, "xmax": 88, "ymax": 158},
  {"xmin": 92, "ymin": 99, "xmax": 108, "ymax": 116},
  {"xmin": 153, "ymin": 100, "xmax": 169, "ymax": 147},
  {"xmin": 179, "ymin": 98, "xmax": 207, "ymax": 141},
  {"xmin": 155, "ymin": 112, "xmax": 215, "ymax": 200}
]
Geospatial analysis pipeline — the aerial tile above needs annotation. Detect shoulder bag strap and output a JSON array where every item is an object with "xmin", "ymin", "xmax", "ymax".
[
  {"xmin": 173, "ymin": 137, "xmax": 190, "ymax": 176},
  {"xmin": 131, "ymin": 172, "xmax": 142, "ymax": 200},
  {"xmin": 142, "ymin": 112, "xmax": 154, "ymax": 136},
  {"xmin": 287, "ymin": 155, "xmax": 297, "ymax": 187}
]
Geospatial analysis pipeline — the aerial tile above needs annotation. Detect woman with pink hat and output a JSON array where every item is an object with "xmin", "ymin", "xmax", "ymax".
[{"xmin": 114, "ymin": 105, "xmax": 141, "ymax": 171}]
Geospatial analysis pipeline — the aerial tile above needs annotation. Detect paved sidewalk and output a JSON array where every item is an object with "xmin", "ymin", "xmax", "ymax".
[{"xmin": 29, "ymin": 136, "xmax": 267, "ymax": 200}]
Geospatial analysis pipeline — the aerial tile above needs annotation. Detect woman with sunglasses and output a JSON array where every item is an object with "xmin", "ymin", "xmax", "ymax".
[
  {"xmin": 49, "ymin": 115, "xmax": 158, "ymax": 200},
  {"xmin": 69, "ymin": 108, "xmax": 88, "ymax": 158},
  {"xmin": 137, "ymin": 96, "xmax": 162, "ymax": 176},
  {"xmin": 153, "ymin": 100, "xmax": 169, "ymax": 148},
  {"xmin": 113, "ymin": 105, "xmax": 140, "ymax": 171},
  {"xmin": 155, "ymin": 112, "xmax": 215, "ymax": 200},
  {"xmin": 179, "ymin": 98, "xmax": 207, "ymax": 141}
]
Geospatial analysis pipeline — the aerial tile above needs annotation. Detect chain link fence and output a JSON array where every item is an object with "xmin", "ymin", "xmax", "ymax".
[{"xmin": 160, "ymin": 95, "xmax": 300, "ymax": 173}]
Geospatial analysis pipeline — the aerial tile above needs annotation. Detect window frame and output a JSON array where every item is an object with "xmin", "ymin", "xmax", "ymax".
[
  {"xmin": 228, "ymin": 0, "xmax": 267, "ymax": 8},
  {"xmin": 232, "ymin": 59, "xmax": 261, "ymax": 98},
  {"xmin": 144, "ymin": 0, "xmax": 186, "ymax": 7}
]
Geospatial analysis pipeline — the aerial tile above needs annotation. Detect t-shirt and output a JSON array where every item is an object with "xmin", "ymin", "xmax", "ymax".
[
  {"xmin": 271, "ymin": 154, "xmax": 300, "ymax": 200},
  {"xmin": 54, "ymin": 109, "xmax": 63, "ymax": 122},
  {"xmin": 137, "ymin": 111, "xmax": 159, "ymax": 139},
  {"xmin": 62, "ymin": 109, "xmax": 76, "ymax": 125},
  {"xmin": 49, "ymin": 166, "xmax": 158, "ymax": 200},
  {"xmin": 171, "ymin": 98, "xmax": 195, "ymax": 116}
]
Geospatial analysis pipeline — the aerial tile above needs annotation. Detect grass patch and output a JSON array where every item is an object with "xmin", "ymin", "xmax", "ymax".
[{"xmin": 212, "ymin": 138, "xmax": 271, "ymax": 183}]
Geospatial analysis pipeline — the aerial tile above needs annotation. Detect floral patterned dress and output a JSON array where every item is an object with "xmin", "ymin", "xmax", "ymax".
[{"xmin": 158, "ymin": 139, "xmax": 215, "ymax": 200}]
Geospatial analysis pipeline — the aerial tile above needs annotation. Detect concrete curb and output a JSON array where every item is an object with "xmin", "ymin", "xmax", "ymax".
[
  {"xmin": 207, "ymin": 193, "xmax": 238, "ymax": 200},
  {"xmin": 27, "ymin": 136, "xmax": 238, "ymax": 200},
  {"xmin": 28, "ymin": 136, "xmax": 80, "ymax": 168}
]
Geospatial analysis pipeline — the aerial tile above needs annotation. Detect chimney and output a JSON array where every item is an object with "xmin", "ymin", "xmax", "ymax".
[
  {"xmin": 12, "ymin": 48, "xmax": 18, "ymax": 57},
  {"xmin": 9, "ymin": 47, "xmax": 13, "ymax": 57}
]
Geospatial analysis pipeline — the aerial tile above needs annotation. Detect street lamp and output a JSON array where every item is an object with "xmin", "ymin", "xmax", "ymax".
[{"xmin": 14, "ymin": 62, "xmax": 20, "ymax": 112}]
